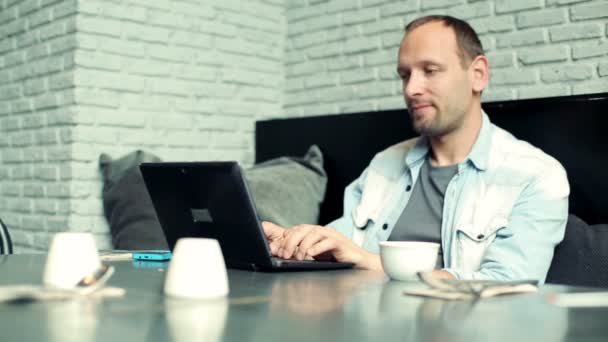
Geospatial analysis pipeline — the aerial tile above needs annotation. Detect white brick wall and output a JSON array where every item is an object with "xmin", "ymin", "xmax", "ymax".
[
  {"xmin": 1, "ymin": 0, "xmax": 285, "ymax": 252},
  {"xmin": 0, "ymin": 0, "xmax": 77, "ymax": 252},
  {"xmin": 71, "ymin": 0, "xmax": 285, "ymax": 248},
  {"xmin": 285, "ymin": 0, "xmax": 608, "ymax": 114}
]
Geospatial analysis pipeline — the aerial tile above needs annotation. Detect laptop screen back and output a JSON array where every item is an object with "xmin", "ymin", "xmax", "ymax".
[{"xmin": 139, "ymin": 162, "xmax": 274, "ymax": 269}]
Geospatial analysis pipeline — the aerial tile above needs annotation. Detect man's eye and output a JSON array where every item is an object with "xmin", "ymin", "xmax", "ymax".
[
  {"xmin": 424, "ymin": 69, "xmax": 438, "ymax": 75},
  {"xmin": 397, "ymin": 72, "xmax": 410, "ymax": 80}
]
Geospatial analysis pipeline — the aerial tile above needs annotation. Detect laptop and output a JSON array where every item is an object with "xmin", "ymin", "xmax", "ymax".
[{"xmin": 139, "ymin": 161, "xmax": 353, "ymax": 271}]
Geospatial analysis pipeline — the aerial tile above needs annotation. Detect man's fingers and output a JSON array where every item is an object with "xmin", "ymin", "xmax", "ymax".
[
  {"xmin": 280, "ymin": 225, "xmax": 316, "ymax": 259},
  {"xmin": 305, "ymin": 238, "xmax": 337, "ymax": 259},
  {"xmin": 262, "ymin": 221, "xmax": 286, "ymax": 257},
  {"xmin": 296, "ymin": 230, "xmax": 327, "ymax": 260},
  {"xmin": 268, "ymin": 240, "xmax": 281, "ymax": 256},
  {"xmin": 262, "ymin": 221, "xmax": 285, "ymax": 239}
]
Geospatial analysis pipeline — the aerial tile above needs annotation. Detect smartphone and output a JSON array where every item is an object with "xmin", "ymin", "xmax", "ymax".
[
  {"xmin": 132, "ymin": 260, "xmax": 170, "ymax": 269},
  {"xmin": 132, "ymin": 250, "xmax": 172, "ymax": 261}
]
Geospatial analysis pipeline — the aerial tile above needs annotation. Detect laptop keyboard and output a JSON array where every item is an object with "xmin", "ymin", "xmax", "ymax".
[
  {"xmin": 269, "ymin": 256, "xmax": 354, "ymax": 270},
  {"xmin": 271, "ymin": 257, "xmax": 333, "ymax": 265}
]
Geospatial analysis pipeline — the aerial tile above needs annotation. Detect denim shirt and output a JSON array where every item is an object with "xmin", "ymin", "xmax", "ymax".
[{"xmin": 328, "ymin": 113, "xmax": 570, "ymax": 283}]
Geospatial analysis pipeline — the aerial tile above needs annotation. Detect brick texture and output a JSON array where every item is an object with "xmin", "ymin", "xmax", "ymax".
[
  {"xmin": 285, "ymin": 0, "xmax": 607, "ymax": 113},
  {"xmin": 0, "ymin": 0, "xmax": 285, "ymax": 252},
  {"xmin": 72, "ymin": 0, "xmax": 284, "ymax": 249},
  {"xmin": 0, "ymin": 0, "xmax": 76, "ymax": 252}
]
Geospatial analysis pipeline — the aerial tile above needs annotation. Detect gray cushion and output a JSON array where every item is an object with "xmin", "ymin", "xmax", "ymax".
[
  {"xmin": 100, "ymin": 150, "xmax": 166, "ymax": 250},
  {"xmin": 246, "ymin": 145, "xmax": 326, "ymax": 228},
  {"xmin": 99, "ymin": 146, "xmax": 327, "ymax": 250},
  {"xmin": 99, "ymin": 150, "xmax": 162, "ymax": 190}
]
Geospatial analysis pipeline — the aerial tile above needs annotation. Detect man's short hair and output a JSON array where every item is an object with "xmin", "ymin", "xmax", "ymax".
[{"xmin": 405, "ymin": 15, "xmax": 484, "ymax": 67}]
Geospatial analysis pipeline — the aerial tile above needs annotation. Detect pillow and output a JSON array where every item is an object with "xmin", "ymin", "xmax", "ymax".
[
  {"xmin": 246, "ymin": 145, "xmax": 327, "ymax": 228},
  {"xmin": 99, "ymin": 150, "xmax": 167, "ymax": 250},
  {"xmin": 546, "ymin": 214, "xmax": 608, "ymax": 287},
  {"xmin": 99, "ymin": 146, "xmax": 327, "ymax": 250}
]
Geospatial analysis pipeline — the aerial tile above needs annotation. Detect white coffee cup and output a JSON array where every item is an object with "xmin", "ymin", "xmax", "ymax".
[
  {"xmin": 164, "ymin": 238, "xmax": 229, "ymax": 299},
  {"xmin": 43, "ymin": 232, "xmax": 102, "ymax": 289},
  {"xmin": 379, "ymin": 241, "xmax": 440, "ymax": 281}
]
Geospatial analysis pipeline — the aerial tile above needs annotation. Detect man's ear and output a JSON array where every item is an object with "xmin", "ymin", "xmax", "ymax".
[{"xmin": 470, "ymin": 55, "xmax": 489, "ymax": 93}]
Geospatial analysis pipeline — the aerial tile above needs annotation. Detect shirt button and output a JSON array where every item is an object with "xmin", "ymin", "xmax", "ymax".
[
  {"xmin": 477, "ymin": 234, "xmax": 485, "ymax": 239},
  {"xmin": 382, "ymin": 223, "xmax": 389, "ymax": 230},
  {"xmin": 405, "ymin": 185, "xmax": 412, "ymax": 192}
]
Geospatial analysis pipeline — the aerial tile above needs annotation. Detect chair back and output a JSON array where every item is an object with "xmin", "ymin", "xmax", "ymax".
[
  {"xmin": 0, "ymin": 218, "xmax": 13, "ymax": 255},
  {"xmin": 546, "ymin": 215, "xmax": 608, "ymax": 287}
]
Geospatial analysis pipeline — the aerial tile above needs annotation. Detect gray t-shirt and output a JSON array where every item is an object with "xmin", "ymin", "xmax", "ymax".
[{"xmin": 388, "ymin": 158, "xmax": 458, "ymax": 268}]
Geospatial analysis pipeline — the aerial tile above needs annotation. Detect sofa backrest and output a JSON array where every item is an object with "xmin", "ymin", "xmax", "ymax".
[{"xmin": 256, "ymin": 93, "xmax": 608, "ymax": 226}]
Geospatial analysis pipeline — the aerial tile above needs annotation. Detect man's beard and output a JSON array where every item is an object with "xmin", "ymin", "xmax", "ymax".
[
  {"xmin": 410, "ymin": 108, "xmax": 465, "ymax": 138},
  {"xmin": 409, "ymin": 107, "xmax": 441, "ymax": 136}
]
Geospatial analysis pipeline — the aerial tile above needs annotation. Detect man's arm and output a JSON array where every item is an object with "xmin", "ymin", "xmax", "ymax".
[
  {"xmin": 275, "ymin": 224, "xmax": 454, "ymax": 280},
  {"xmin": 325, "ymin": 167, "xmax": 369, "ymax": 239},
  {"xmin": 263, "ymin": 220, "xmax": 380, "ymax": 269},
  {"xmin": 274, "ymin": 224, "xmax": 381, "ymax": 269},
  {"xmin": 444, "ymin": 165, "xmax": 569, "ymax": 283}
]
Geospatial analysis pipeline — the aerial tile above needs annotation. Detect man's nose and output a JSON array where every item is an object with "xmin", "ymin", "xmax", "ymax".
[{"xmin": 404, "ymin": 72, "xmax": 423, "ymax": 98}]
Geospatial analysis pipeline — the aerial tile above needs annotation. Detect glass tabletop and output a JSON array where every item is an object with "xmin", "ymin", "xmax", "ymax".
[{"xmin": 0, "ymin": 254, "xmax": 606, "ymax": 342}]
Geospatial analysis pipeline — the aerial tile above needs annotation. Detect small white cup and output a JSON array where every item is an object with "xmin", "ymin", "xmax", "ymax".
[
  {"xmin": 379, "ymin": 241, "xmax": 440, "ymax": 281},
  {"xmin": 164, "ymin": 238, "xmax": 229, "ymax": 299},
  {"xmin": 43, "ymin": 232, "xmax": 102, "ymax": 289}
]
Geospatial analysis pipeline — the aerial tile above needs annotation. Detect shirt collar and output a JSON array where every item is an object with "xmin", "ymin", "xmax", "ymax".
[
  {"xmin": 405, "ymin": 135, "xmax": 430, "ymax": 167},
  {"xmin": 405, "ymin": 111, "xmax": 492, "ymax": 171},
  {"xmin": 466, "ymin": 111, "xmax": 492, "ymax": 171}
]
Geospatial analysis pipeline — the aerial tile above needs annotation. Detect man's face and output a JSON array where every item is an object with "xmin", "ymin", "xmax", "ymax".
[{"xmin": 397, "ymin": 22, "xmax": 476, "ymax": 137}]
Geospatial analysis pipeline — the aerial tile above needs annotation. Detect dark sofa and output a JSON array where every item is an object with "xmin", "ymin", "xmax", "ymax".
[{"xmin": 256, "ymin": 92, "xmax": 608, "ymax": 287}]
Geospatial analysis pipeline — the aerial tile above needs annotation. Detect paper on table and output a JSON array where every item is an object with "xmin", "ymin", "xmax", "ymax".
[
  {"xmin": 0, "ymin": 285, "xmax": 126, "ymax": 303},
  {"xmin": 99, "ymin": 251, "xmax": 133, "ymax": 261},
  {"xmin": 402, "ymin": 272, "xmax": 538, "ymax": 300},
  {"xmin": 547, "ymin": 292, "xmax": 608, "ymax": 308},
  {"xmin": 403, "ymin": 283, "xmax": 538, "ymax": 300}
]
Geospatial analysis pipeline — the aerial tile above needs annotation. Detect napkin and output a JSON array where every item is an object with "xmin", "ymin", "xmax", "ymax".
[
  {"xmin": 99, "ymin": 250, "xmax": 134, "ymax": 261},
  {"xmin": 402, "ymin": 272, "xmax": 538, "ymax": 300},
  {"xmin": 547, "ymin": 292, "xmax": 608, "ymax": 308},
  {"xmin": 0, "ymin": 285, "xmax": 126, "ymax": 304}
]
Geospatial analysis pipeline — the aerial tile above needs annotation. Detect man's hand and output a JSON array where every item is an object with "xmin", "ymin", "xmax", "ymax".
[
  {"xmin": 261, "ymin": 221, "xmax": 287, "ymax": 256},
  {"xmin": 277, "ymin": 224, "xmax": 382, "ymax": 271},
  {"xmin": 430, "ymin": 269, "xmax": 455, "ymax": 280}
]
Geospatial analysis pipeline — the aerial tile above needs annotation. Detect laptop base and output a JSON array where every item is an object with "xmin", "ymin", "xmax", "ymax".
[{"xmin": 227, "ymin": 258, "xmax": 354, "ymax": 272}]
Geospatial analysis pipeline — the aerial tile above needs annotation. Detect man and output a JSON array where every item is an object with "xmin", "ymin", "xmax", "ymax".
[{"xmin": 263, "ymin": 15, "xmax": 569, "ymax": 282}]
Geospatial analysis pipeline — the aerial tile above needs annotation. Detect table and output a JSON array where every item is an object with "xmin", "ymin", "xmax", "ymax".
[{"xmin": 0, "ymin": 254, "xmax": 606, "ymax": 342}]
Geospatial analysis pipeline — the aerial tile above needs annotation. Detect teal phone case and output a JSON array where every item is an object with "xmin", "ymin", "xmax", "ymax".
[{"xmin": 132, "ymin": 251, "xmax": 172, "ymax": 261}]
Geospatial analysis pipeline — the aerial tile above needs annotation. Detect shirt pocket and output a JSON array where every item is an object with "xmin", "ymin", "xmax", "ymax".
[{"xmin": 455, "ymin": 216, "xmax": 509, "ymax": 272}]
